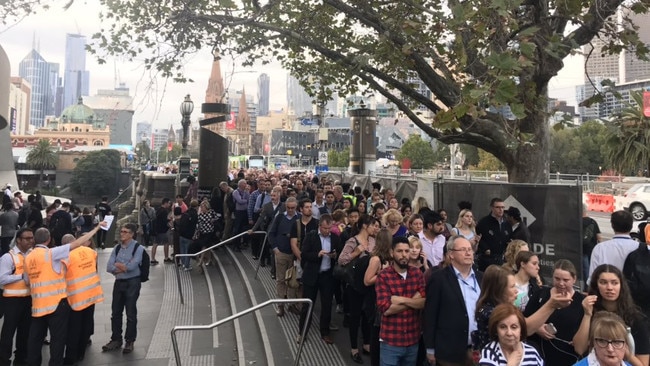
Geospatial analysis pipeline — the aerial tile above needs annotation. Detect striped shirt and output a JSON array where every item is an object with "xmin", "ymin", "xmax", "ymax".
[{"xmin": 479, "ymin": 341, "xmax": 543, "ymax": 366}]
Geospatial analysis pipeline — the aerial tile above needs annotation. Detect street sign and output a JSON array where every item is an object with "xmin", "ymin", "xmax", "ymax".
[{"xmin": 318, "ymin": 151, "xmax": 328, "ymax": 165}]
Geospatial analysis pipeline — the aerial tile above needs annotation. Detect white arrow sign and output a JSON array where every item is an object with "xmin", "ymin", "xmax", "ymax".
[{"xmin": 503, "ymin": 195, "xmax": 536, "ymax": 227}]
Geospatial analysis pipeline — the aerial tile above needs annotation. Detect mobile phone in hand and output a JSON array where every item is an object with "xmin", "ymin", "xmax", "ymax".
[{"xmin": 544, "ymin": 323, "xmax": 558, "ymax": 335}]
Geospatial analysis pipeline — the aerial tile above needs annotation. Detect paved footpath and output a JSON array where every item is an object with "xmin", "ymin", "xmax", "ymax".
[{"xmin": 4, "ymin": 244, "xmax": 363, "ymax": 366}]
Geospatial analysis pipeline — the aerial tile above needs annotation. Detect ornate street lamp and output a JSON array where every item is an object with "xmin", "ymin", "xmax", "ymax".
[{"xmin": 179, "ymin": 94, "xmax": 194, "ymax": 175}]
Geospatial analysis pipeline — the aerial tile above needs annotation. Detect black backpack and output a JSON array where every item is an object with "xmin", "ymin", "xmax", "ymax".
[
  {"xmin": 582, "ymin": 218, "xmax": 597, "ymax": 252},
  {"xmin": 115, "ymin": 242, "xmax": 150, "ymax": 283}
]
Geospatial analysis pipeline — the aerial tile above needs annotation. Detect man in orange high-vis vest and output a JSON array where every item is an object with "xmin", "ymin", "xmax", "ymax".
[
  {"xmin": 24, "ymin": 224, "xmax": 104, "ymax": 366},
  {"xmin": 0, "ymin": 228, "xmax": 34, "ymax": 366},
  {"xmin": 61, "ymin": 234, "xmax": 103, "ymax": 364}
]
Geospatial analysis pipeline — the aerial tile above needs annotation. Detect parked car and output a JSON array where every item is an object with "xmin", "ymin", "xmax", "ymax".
[{"xmin": 620, "ymin": 183, "xmax": 650, "ymax": 220}]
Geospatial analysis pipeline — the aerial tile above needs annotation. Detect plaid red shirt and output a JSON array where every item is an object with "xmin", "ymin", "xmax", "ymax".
[{"xmin": 376, "ymin": 265, "xmax": 425, "ymax": 347}]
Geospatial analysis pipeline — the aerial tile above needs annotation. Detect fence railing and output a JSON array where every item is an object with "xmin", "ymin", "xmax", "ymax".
[
  {"xmin": 173, "ymin": 230, "xmax": 268, "ymax": 304},
  {"xmin": 170, "ymin": 298, "xmax": 313, "ymax": 366}
]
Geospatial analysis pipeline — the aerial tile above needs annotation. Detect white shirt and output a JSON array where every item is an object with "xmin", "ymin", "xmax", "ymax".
[
  {"xmin": 589, "ymin": 235, "xmax": 639, "ymax": 281},
  {"xmin": 419, "ymin": 231, "xmax": 445, "ymax": 267},
  {"xmin": 312, "ymin": 201, "xmax": 324, "ymax": 220}
]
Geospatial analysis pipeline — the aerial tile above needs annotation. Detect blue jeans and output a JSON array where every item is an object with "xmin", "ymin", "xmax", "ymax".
[
  {"xmin": 380, "ymin": 342, "xmax": 418, "ymax": 366},
  {"xmin": 111, "ymin": 277, "xmax": 141, "ymax": 342},
  {"xmin": 179, "ymin": 237, "xmax": 192, "ymax": 268}
]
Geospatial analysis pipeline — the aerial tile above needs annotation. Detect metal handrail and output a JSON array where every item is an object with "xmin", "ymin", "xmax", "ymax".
[
  {"xmin": 171, "ymin": 298, "xmax": 313, "ymax": 366},
  {"xmin": 173, "ymin": 230, "xmax": 268, "ymax": 304}
]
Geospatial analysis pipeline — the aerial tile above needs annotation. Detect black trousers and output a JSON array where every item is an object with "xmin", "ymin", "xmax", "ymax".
[
  {"xmin": 347, "ymin": 286, "xmax": 370, "ymax": 349},
  {"xmin": 27, "ymin": 299, "xmax": 70, "ymax": 366},
  {"xmin": 0, "ymin": 296, "xmax": 31, "ymax": 365},
  {"xmin": 65, "ymin": 305, "xmax": 95, "ymax": 362},
  {"xmin": 298, "ymin": 270, "xmax": 334, "ymax": 337},
  {"xmin": 96, "ymin": 230, "xmax": 107, "ymax": 246}
]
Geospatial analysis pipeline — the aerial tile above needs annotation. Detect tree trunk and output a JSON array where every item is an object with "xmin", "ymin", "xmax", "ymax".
[
  {"xmin": 505, "ymin": 112, "xmax": 550, "ymax": 184},
  {"xmin": 38, "ymin": 169, "xmax": 43, "ymax": 189}
]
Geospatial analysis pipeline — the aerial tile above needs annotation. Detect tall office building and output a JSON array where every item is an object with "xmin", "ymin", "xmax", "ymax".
[
  {"xmin": 257, "ymin": 73, "xmax": 270, "ymax": 116},
  {"xmin": 63, "ymin": 34, "xmax": 90, "ymax": 109},
  {"xmin": 8, "ymin": 77, "xmax": 31, "ymax": 135},
  {"xmin": 286, "ymin": 75, "xmax": 314, "ymax": 117},
  {"xmin": 579, "ymin": 12, "xmax": 650, "ymax": 121},
  {"xmin": 18, "ymin": 49, "xmax": 57, "ymax": 128},
  {"xmin": 48, "ymin": 63, "xmax": 62, "ymax": 116}
]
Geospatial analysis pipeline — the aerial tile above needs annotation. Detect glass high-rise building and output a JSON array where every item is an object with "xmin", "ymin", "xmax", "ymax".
[
  {"xmin": 257, "ymin": 73, "xmax": 270, "ymax": 116},
  {"xmin": 286, "ymin": 75, "xmax": 314, "ymax": 117},
  {"xmin": 579, "ymin": 12, "xmax": 650, "ymax": 121},
  {"xmin": 19, "ymin": 50, "xmax": 57, "ymax": 128},
  {"xmin": 63, "ymin": 34, "xmax": 90, "ymax": 109}
]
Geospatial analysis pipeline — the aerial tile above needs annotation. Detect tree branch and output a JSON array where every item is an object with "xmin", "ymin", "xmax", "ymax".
[
  {"xmin": 192, "ymin": 12, "xmax": 444, "ymax": 113},
  {"xmin": 558, "ymin": 0, "xmax": 624, "ymax": 60},
  {"xmin": 321, "ymin": 0, "xmax": 461, "ymax": 107}
]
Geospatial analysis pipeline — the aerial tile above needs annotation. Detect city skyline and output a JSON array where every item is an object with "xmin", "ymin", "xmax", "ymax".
[{"xmin": 0, "ymin": 1, "xmax": 288, "ymax": 131}]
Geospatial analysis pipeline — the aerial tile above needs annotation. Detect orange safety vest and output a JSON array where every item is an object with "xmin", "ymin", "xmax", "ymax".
[
  {"xmin": 65, "ymin": 247, "xmax": 103, "ymax": 311},
  {"xmin": 3, "ymin": 251, "xmax": 30, "ymax": 297},
  {"xmin": 25, "ymin": 247, "xmax": 67, "ymax": 317}
]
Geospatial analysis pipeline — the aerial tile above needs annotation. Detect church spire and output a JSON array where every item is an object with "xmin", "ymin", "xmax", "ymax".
[{"xmin": 205, "ymin": 49, "xmax": 225, "ymax": 105}]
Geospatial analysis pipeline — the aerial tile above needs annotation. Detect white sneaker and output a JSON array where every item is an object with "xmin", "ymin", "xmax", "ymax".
[{"xmin": 183, "ymin": 266, "xmax": 193, "ymax": 271}]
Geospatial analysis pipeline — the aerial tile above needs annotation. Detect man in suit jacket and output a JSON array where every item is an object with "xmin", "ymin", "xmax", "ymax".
[
  {"xmin": 297, "ymin": 214, "xmax": 342, "ymax": 345},
  {"xmin": 249, "ymin": 187, "xmax": 284, "ymax": 269},
  {"xmin": 424, "ymin": 236, "xmax": 483, "ymax": 366}
]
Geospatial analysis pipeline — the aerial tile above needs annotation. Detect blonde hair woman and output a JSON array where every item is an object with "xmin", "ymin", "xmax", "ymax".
[
  {"xmin": 412, "ymin": 196, "xmax": 430, "ymax": 214},
  {"xmin": 381, "ymin": 208, "xmax": 408, "ymax": 237},
  {"xmin": 503, "ymin": 240, "xmax": 529, "ymax": 274},
  {"xmin": 408, "ymin": 236, "xmax": 429, "ymax": 272},
  {"xmin": 451, "ymin": 209, "xmax": 479, "ymax": 250}
]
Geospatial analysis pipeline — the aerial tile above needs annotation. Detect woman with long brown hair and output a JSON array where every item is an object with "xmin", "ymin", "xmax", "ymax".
[
  {"xmin": 339, "ymin": 215, "xmax": 381, "ymax": 364},
  {"xmin": 362, "ymin": 227, "xmax": 393, "ymax": 365},
  {"xmin": 573, "ymin": 265, "xmax": 649, "ymax": 366}
]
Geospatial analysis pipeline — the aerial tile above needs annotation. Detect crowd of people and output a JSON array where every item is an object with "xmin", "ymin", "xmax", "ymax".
[
  {"xmin": 184, "ymin": 169, "xmax": 648, "ymax": 366},
  {"xmin": 3, "ymin": 170, "xmax": 650, "ymax": 366}
]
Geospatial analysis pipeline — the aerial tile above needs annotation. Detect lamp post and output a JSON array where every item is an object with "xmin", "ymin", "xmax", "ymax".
[{"xmin": 179, "ymin": 94, "xmax": 194, "ymax": 175}]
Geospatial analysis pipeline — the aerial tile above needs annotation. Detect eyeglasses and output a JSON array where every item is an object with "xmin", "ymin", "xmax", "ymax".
[
  {"xmin": 120, "ymin": 230, "xmax": 132, "ymax": 234},
  {"xmin": 594, "ymin": 338, "xmax": 625, "ymax": 349},
  {"xmin": 450, "ymin": 247, "xmax": 474, "ymax": 253}
]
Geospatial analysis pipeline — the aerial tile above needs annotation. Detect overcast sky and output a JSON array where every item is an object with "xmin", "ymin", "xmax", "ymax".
[{"xmin": 0, "ymin": 0, "xmax": 583, "ymax": 131}]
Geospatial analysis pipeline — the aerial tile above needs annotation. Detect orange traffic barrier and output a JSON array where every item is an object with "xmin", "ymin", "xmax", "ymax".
[{"xmin": 589, "ymin": 194, "xmax": 615, "ymax": 213}]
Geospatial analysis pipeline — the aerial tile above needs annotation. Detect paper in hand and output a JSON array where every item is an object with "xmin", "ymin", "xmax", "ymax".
[{"xmin": 102, "ymin": 215, "xmax": 115, "ymax": 231}]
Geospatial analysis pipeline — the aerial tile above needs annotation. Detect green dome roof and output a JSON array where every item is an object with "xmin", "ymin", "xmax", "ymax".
[{"xmin": 60, "ymin": 97, "xmax": 96, "ymax": 123}]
